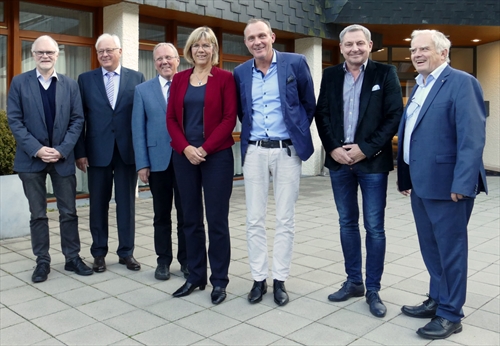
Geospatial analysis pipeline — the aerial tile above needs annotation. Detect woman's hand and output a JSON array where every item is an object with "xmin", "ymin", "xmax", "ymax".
[{"xmin": 183, "ymin": 145, "xmax": 207, "ymax": 165}]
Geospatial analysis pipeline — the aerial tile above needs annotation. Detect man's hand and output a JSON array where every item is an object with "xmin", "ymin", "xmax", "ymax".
[
  {"xmin": 451, "ymin": 193, "xmax": 465, "ymax": 202},
  {"xmin": 76, "ymin": 157, "xmax": 89, "ymax": 173},
  {"xmin": 183, "ymin": 145, "xmax": 206, "ymax": 165},
  {"xmin": 399, "ymin": 189, "xmax": 411, "ymax": 197},
  {"xmin": 138, "ymin": 168, "xmax": 150, "ymax": 184},
  {"xmin": 330, "ymin": 147, "xmax": 354, "ymax": 165},
  {"xmin": 36, "ymin": 146, "xmax": 61, "ymax": 163},
  {"xmin": 343, "ymin": 144, "xmax": 366, "ymax": 165}
]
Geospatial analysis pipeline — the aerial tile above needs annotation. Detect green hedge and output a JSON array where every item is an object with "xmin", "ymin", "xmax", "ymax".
[{"xmin": 0, "ymin": 109, "xmax": 15, "ymax": 175}]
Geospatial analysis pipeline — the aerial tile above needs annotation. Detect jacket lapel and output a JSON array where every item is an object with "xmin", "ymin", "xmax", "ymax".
[
  {"xmin": 116, "ymin": 66, "xmax": 127, "ymax": 108},
  {"xmin": 244, "ymin": 62, "xmax": 254, "ymax": 118},
  {"xmin": 358, "ymin": 60, "xmax": 376, "ymax": 124},
  {"xmin": 413, "ymin": 66, "xmax": 451, "ymax": 129},
  {"xmin": 152, "ymin": 77, "xmax": 167, "ymax": 113},
  {"xmin": 54, "ymin": 73, "xmax": 65, "ymax": 135},
  {"xmin": 92, "ymin": 68, "xmax": 109, "ymax": 107},
  {"xmin": 28, "ymin": 69, "xmax": 46, "ymax": 126}
]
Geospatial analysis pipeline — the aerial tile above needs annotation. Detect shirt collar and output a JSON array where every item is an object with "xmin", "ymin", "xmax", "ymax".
[
  {"xmin": 343, "ymin": 59, "xmax": 368, "ymax": 73},
  {"xmin": 102, "ymin": 64, "xmax": 121, "ymax": 76},
  {"xmin": 158, "ymin": 74, "xmax": 174, "ymax": 87},
  {"xmin": 416, "ymin": 62, "xmax": 448, "ymax": 86},
  {"xmin": 36, "ymin": 69, "xmax": 58, "ymax": 81},
  {"xmin": 252, "ymin": 49, "xmax": 277, "ymax": 70}
]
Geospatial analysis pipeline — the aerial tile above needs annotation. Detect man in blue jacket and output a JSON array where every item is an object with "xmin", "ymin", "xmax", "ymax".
[
  {"xmin": 234, "ymin": 18, "xmax": 316, "ymax": 306},
  {"xmin": 398, "ymin": 29, "xmax": 487, "ymax": 340},
  {"xmin": 132, "ymin": 42, "xmax": 188, "ymax": 281},
  {"xmin": 8, "ymin": 35, "xmax": 93, "ymax": 282}
]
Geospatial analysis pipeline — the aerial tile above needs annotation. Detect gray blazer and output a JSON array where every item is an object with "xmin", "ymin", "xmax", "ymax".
[{"xmin": 7, "ymin": 69, "xmax": 84, "ymax": 176}]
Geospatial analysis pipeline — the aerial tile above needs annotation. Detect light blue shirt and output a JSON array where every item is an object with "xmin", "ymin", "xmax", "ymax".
[
  {"xmin": 404, "ymin": 62, "xmax": 448, "ymax": 164},
  {"xmin": 36, "ymin": 69, "xmax": 58, "ymax": 90},
  {"xmin": 342, "ymin": 60, "xmax": 367, "ymax": 143},
  {"xmin": 102, "ymin": 64, "xmax": 121, "ymax": 109},
  {"xmin": 249, "ymin": 50, "xmax": 288, "ymax": 141}
]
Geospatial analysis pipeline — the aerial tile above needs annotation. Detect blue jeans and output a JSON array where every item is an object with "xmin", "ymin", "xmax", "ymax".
[
  {"xmin": 329, "ymin": 165, "xmax": 388, "ymax": 291},
  {"xmin": 19, "ymin": 164, "xmax": 80, "ymax": 264}
]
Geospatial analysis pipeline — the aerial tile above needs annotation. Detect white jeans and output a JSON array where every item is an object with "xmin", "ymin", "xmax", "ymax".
[{"xmin": 243, "ymin": 144, "xmax": 302, "ymax": 281}]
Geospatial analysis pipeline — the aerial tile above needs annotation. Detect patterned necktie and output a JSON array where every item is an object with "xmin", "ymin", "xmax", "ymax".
[
  {"xmin": 105, "ymin": 72, "xmax": 115, "ymax": 107},
  {"xmin": 165, "ymin": 81, "xmax": 171, "ymax": 103}
]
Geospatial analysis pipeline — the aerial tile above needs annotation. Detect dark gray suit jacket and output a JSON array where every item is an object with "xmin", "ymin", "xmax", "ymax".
[
  {"xmin": 75, "ymin": 66, "xmax": 145, "ymax": 166},
  {"xmin": 7, "ymin": 69, "xmax": 84, "ymax": 176}
]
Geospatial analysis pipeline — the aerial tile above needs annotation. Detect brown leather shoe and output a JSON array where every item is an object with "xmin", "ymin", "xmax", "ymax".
[
  {"xmin": 119, "ymin": 256, "xmax": 141, "ymax": 271},
  {"xmin": 93, "ymin": 256, "xmax": 106, "ymax": 273}
]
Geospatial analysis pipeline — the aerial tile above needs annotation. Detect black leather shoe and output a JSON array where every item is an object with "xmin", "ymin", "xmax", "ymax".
[
  {"xmin": 155, "ymin": 264, "xmax": 170, "ymax": 280},
  {"xmin": 65, "ymin": 257, "xmax": 93, "ymax": 276},
  {"xmin": 328, "ymin": 281, "xmax": 365, "ymax": 302},
  {"xmin": 180, "ymin": 264, "xmax": 189, "ymax": 279},
  {"xmin": 118, "ymin": 256, "xmax": 141, "ymax": 271},
  {"xmin": 366, "ymin": 290, "xmax": 387, "ymax": 317},
  {"xmin": 273, "ymin": 279, "xmax": 289, "ymax": 306},
  {"xmin": 402, "ymin": 296, "xmax": 438, "ymax": 318},
  {"xmin": 93, "ymin": 256, "xmax": 106, "ymax": 273},
  {"xmin": 32, "ymin": 262, "xmax": 50, "ymax": 283},
  {"xmin": 417, "ymin": 317, "xmax": 462, "ymax": 339},
  {"xmin": 211, "ymin": 286, "xmax": 227, "ymax": 305},
  {"xmin": 248, "ymin": 280, "xmax": 267, "ymax": 304},
  {"xmin": 172, "ymin": 281, "xmax": 206, "ymax": 297}
]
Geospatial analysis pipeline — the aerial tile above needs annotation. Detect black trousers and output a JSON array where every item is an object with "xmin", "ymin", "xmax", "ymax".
[
  {"xmin": 148, "ymin": 160, "xmax": 187, "ymax": 266},
  {"xmin": 172, "ymin": 148, "xmax": 233, "ymax": 288},
  {"xmin": 88, "ymin": 146, "xmax": 137, "ymax": 258}
]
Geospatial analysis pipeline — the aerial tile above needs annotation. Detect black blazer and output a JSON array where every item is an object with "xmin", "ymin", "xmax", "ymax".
[{"xmin": 315, "ymin": 60, "xmax": 403, "ymax": 173}]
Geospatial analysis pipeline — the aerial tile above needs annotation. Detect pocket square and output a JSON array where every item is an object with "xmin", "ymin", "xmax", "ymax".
[{"xmin": 372, "ymin": 85, "xmax": 380, "ymax": 91}]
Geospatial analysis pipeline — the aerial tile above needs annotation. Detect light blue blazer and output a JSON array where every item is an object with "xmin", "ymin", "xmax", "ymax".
[{"xmin": 132, "ymin": 76, "xmax": 173, "ymax": 172}]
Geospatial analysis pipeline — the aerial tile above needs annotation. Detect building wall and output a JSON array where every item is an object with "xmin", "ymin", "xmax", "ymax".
[{"xmin": 477, "ymin": 40, "xmax": 500, "ymax": 171}]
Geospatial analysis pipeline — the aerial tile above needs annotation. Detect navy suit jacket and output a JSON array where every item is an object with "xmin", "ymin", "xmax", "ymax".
[
  {"xmin": 131, "ymin": 76, "xmax": 173, "ymax": 172},
  {"xmin": 234, "ymin": 51, "xmax": 316, "ymax": 164},
  {"xmin": 75, "ymin": 66, "xmax": 145, "ymax": 166},
  {"xmin": 315, "ymin": 60, "xmax": 403, "ymax": 173},
  {"xmin": 7, "ymin": 69, "xmax": 84, "ymax": 176},
  {"xmin": 397, "ymin": 65, "xmax": 487, "ymax": 199}
]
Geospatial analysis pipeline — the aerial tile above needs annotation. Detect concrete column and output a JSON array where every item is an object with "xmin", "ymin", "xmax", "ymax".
[
  {"xmin": 295, "ymin": 37, "xmax": 323, "ymax": 176},
  {"xmin": 103, "ymin": 2, "xmax": 139, "ymax": 70}
]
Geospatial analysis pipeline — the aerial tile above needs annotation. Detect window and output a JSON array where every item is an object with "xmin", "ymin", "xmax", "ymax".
[
  {"xmin": 222, "ymin": 33, "xmax": 251, "ymax": 56},
  {"xmin": 19, "ymin": 1, "xmax": 93, "ymax": 37},
  {"xmin": 139, "ymin": 22, "xmax": 165, "ymax": 42},
  {"xmin": 0, "ymin": 1, "xmax": 4, "ymax": 22}
]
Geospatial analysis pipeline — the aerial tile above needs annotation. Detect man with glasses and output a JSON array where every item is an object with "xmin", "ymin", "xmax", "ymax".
[
  {"xmin": 315, "ymin": 24, "xmax": 403, "ymax": 317},
  {"xmin": 131, "ymin": 43, "xmax": 188, "ymax": 281},
  {"xmin": 398, "ymin": 29, "xmax": 487, "ymax": 340},
  {"xmin": 7, "ymin": 35, "xmax": 93, "ymax": 282},
  {"xmin": 75, "ymin": 33, "xmax": 145, "ymax": 273}
]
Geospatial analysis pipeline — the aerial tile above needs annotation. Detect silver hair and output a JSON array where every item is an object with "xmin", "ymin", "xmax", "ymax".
[
  {"xmin": 32, "ymin": 35, "xmax": 59, "ymax": 53},
  {"xmin": 152, "ymin": 42, "xmax": 178, "ymax": 59},
  {"xmin": 411, "ymin": 29, "xmax": 451, "ymax": 63},
  {"xmin": 339, "ymin": 24, "xmax": 371, "ymax": 43},
  {"xmin": 95, "ymin": 33, "xmax": 121, "ymax": 49}
]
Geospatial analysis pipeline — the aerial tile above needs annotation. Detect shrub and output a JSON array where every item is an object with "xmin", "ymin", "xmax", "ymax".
[{"xmin": 0, "ymin": 109, "xmax": 15, "ymax": 175}]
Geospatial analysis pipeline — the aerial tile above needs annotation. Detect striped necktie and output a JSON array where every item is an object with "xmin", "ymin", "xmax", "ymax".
[
  {"xmin": 165, "ymin": 81, "xmax": 171, "ymax": 103},
  {"xmin": 105, "ymin": 72, "xmax": 115, "ymax": 107}
]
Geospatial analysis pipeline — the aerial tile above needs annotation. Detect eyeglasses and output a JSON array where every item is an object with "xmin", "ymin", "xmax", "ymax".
[
  {"xmin": 155, "ymin": 55, "xmax": 178, "ymax": 63},
  {"xmin": 191, "ymin": 44, "xmax": 212, "ymax": 51},
  {"xmin": 406, "ymin": 97, "xmax": 421, "ymax": 119},
  {"xmin": 97, "ymin": 48, "xmax": 120, "ymax": 56},
  {"xmin": 33, "ymin": 51, "xmax": 57, "ymax": 57}
]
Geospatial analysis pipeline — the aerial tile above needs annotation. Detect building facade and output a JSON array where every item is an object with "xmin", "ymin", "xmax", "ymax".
[{"xmin": 2, "ymin": 0, "xmax": 499, "ymax": 193}]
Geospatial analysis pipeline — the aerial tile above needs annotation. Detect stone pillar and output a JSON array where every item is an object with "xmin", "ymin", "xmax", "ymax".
[
  {"xmin": 295, "ymin": 37, "xmax": 323, "ymax": 176},
  {"xmin": 103, "ymin": 2, "xmax": 139, "ymax": 70}
]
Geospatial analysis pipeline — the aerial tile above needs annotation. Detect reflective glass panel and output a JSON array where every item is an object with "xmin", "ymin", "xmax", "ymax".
[
  {"xmin": 0, "ymin": 1, "xmax": 4, "ymax": 22},
  {"xmin": 139, "ymin": 22, "xmax": 165, "ymax": 42},
  {"xmin": 19, "ymin": 1, "xmax": 93, "ymax": 37},
  {"xmin": 177, "ymin": 26, "xmax": 193, "ymax": 51},
  {"xmin": 222, "ymin": 33, "xmax": 251, "ymax": 56}
]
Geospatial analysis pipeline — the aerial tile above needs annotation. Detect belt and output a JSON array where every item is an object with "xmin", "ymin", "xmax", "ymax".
[{"xmin": 249, "ymin": 139, "xmax": 293, "ymax": 156}]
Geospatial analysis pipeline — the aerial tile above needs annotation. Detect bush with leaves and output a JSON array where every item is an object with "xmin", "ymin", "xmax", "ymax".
[{"xmin": 0, "ymin": 109, "xmax": 16, "ymax": 175}]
